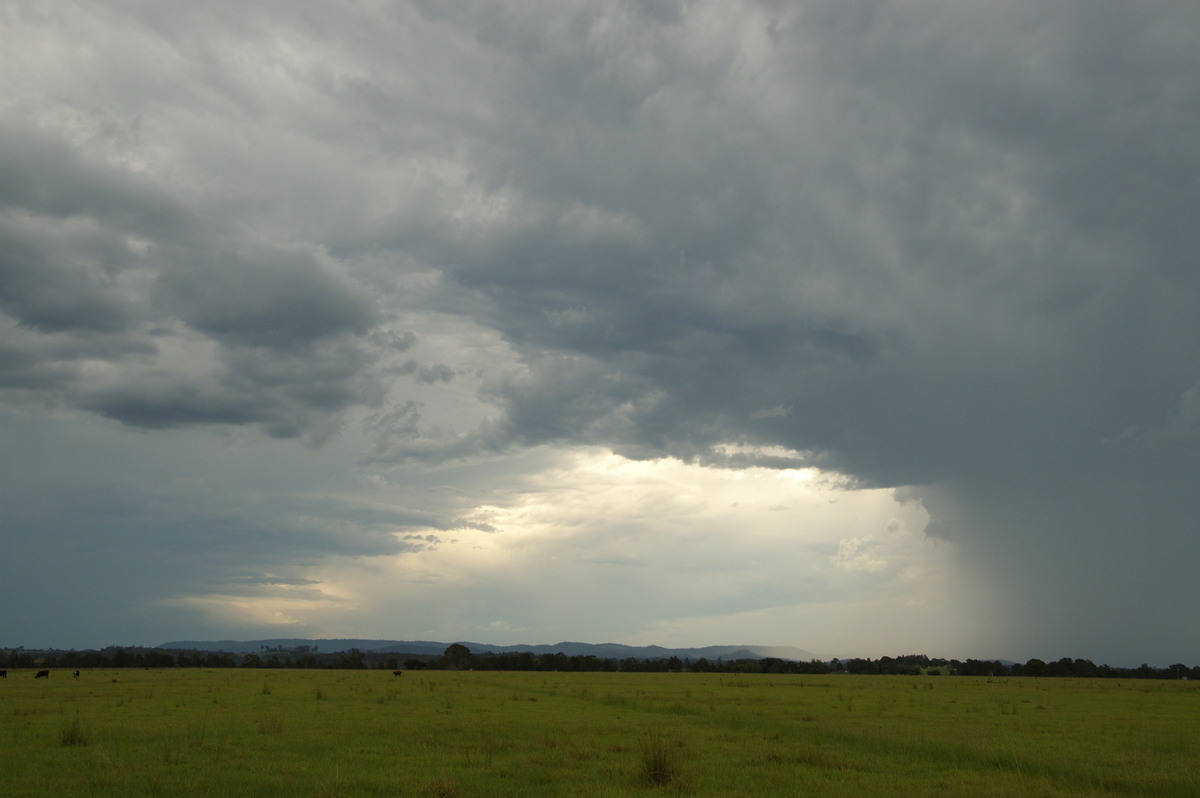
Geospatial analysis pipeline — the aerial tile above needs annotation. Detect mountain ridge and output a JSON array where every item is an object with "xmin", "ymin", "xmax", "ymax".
[{"xmin": 156, "ymin": 638, "xmax": 821, "ymax": 661}]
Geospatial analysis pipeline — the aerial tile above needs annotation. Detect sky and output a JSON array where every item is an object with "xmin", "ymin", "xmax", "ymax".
[{"xmin": 2, "ymin": 1, "xmax": 1198, "ymax": 667}]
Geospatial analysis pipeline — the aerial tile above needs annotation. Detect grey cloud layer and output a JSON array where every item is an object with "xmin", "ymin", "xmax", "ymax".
[
  {"xmin": 3, "ymin": 1, "xmax": 1199, "ymax": 660},
  {"xmin": 422, "ymin": 1, "xmax": 1200, "ymax": 490},
  {"xmin": 0, "ymin": 113, "xmax": 384, "ymax": 437}
]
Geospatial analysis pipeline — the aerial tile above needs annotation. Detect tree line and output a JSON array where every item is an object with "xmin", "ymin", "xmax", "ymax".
[{"xmin": 3, "ymin": 645, "xmax": 1196, "ymax": 680}]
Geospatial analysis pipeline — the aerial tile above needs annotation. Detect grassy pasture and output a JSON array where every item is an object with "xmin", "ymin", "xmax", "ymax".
[{"xmin": 1, "ymin": 668, "xmax": 1197, "ymax": 797}]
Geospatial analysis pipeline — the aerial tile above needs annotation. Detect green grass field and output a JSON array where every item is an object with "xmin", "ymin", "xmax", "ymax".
[{"xmin": 1, "ymin": 668, "xmax": 1197, "ymax": 796}]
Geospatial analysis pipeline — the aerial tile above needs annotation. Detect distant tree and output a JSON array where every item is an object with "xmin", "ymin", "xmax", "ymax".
[
  {"xmin": 336, "ymin": 648, "xmax": 366, "ymax": 669},
  {"xmin": 1047, "ymin": 657, "xmax": 1076, "ymax": 677},
  {"xmin": 1072, "ymin": 658, "xmax": 1097, "ymax": 678},
  {"xmin": 1022, "ymin": 658, "xmax": 1049, "ymax": 677},
  {"xmin": 846, "ymin": 658, "xmax": 877, "ymax": 674},
  {"xmin": 956, "ymin": 659, "xmax": 994, "ymax": 677},
  {"xmin": 443, "ymin": 644, "xmax": 472, "ymax": 670}
]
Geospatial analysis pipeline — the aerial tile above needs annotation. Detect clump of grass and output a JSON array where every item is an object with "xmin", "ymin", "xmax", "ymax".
[
  {"xmin": 463, "ymin": 736, "xmax": 499, "ymax": 767},
  {"xmin": 187, "ymin": 719, "xmax": 208, "ymax": 749},
  {"xmin": 257, "ymin": 714, "xmax": 284, "ymax": 735},
  {"xmin": 314, "ymin": 687, "xmax": 327, "ymax": 700},
  {"xmin": 60, "ymin": 712, "xmax": 88, "ymax": 747},
  {"xmin": 420, "ymin": 777, "xmax": 460, "ymax": 797},
  {"xmin": 638, "ymin": 729, "xmax": 681, "ymax": 787},
  {"xmin": 161, "ymin": 739, "xmax": 180, "ymax": 765}
]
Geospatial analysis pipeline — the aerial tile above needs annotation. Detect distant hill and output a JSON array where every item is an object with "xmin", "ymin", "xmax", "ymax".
[{"xmin": 157, "ymin": 638, "xmax": 821, "ymax": 661}]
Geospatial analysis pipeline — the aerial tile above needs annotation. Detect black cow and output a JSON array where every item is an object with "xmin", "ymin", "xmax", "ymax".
[
  {"xmin": 0, "ymin": 669, "xmax": 7, "ymax": 678},
  {"xmin": 73, "ymin": 670, "xmax": 81, "ymax": 677},
  {"xmin": 392, "ymin": 670, "xmax": 403, "ymax": 677},
  {"xmin": 35, "ymin": 669, "xmax": 49, "ymax": 679}
]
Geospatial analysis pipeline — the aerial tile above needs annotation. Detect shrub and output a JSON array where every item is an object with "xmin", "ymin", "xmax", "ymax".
[
  {"xmin": 638, "ymin": 729, "xmax": 681, "ymax": 787},
  {"xmin": 60, "ymin": 713, "xmax": 88, "ymax": 747}
]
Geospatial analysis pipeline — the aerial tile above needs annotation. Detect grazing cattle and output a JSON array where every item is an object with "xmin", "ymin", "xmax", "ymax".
[
  {"xmin": 73, "ymin": 670, "xmax": 81, "ymax": 678},
  {"xmin": 35, "ymin": 670, "xmax": 50, "ymax": 679},
  {"xmin": 392, "ymin": 670, "xmax": 403, "ymax": 677},
  {"xmin": 0, "ymin": 669, "xmax": 7, "ymax": 678}
]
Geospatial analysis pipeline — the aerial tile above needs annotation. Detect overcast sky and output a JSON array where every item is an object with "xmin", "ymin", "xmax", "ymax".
[{"xmin": 3, "ymin": 1, "xmax": 1198, "ymax": 666}]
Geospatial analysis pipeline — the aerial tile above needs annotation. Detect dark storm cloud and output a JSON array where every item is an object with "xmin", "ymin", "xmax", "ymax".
[
  {"xmin": 155, "ymin": 243, "xmax": 376, "ymax": 351},
  {"xmin": 396, "ymin": 359, "xmax": 458, "ymax": 384},
  {"xmin": 423, "ymin": 0, "xmax": 1200, "ymax": 483},
  {"xmin": 0, "ymin": 114, "xmax": 383, "ymax": 439},
  {"xmin": 0, "ymin": 226, "xmax": 134, "ymax": 333},
  {"xmin": 80, "ymin": 335, "xmax": 381, "ymax": 440},
  {"xmin": 379, "ymin": 1, "xmax": 1200, "ymax": 660},
  {"xmin": 0, "ymin": 122, "xmax": 188, "ymax": 241},
  {"xmin": 0, "ymin": 125, "xmax": 175, "ymax": 335}
]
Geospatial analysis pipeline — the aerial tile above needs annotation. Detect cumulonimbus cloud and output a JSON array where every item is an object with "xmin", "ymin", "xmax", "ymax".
[{"xmin": 2, "ymin": 0, "xmax": 1199, "ymax": 661}]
